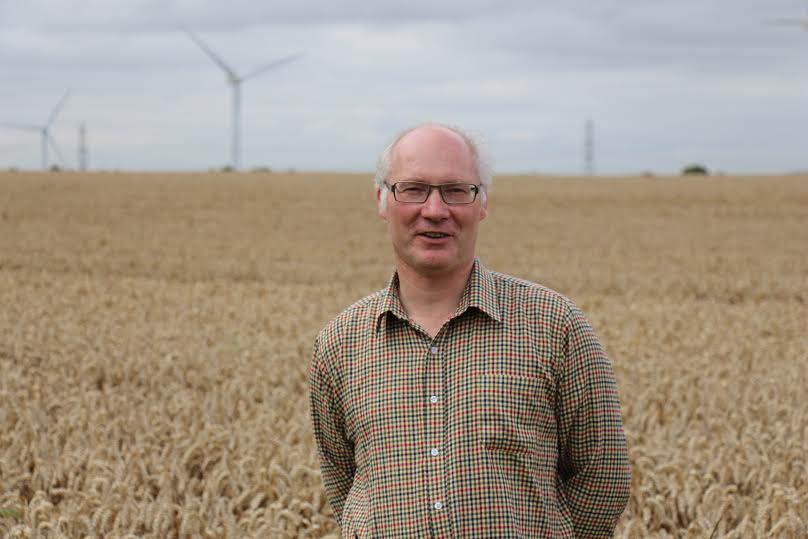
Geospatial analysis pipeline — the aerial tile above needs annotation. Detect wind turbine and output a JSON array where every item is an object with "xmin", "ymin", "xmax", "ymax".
[
  {"xmin": 1, "ymin": 90, "xmax": 70, "ymax": 170},
  {"xmin": 184, "ymin": 28, "xmax": 300, "ymax": 171}
]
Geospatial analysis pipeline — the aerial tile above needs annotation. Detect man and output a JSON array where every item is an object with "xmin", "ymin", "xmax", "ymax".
[{"xmin": 310, "ymin": 123, "xmax": 631, "ymax": 538}]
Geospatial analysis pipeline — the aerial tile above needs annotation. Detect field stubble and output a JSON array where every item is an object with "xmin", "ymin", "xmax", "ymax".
[{"xmin": 0, "ymin": 172, "xmax": 806, "ymax": 538}]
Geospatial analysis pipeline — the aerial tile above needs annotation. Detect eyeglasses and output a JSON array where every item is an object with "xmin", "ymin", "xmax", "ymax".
[{"xmin": 386, "ymin": 181, "xmax": 482, "ymax": 205}]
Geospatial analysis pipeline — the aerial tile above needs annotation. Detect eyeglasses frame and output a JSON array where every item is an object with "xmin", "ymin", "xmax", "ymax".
[{"xmin": 385, "ymin": 180, "xmax": 482, "ymax": 205}]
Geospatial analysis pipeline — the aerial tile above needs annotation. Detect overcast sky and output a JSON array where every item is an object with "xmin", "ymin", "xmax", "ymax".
[{"xmin": 1, "ymin": 0, "xmax": 806, "ymax": 174}]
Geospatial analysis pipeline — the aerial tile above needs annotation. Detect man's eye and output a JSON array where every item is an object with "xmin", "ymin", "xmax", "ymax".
[
  {"xmin": 446, "ymin": 186, "xmax": 470, "ymax": 194},
  {"xmin": 401, "ymin": 185, "xmax": 426, "ymax": 193}
]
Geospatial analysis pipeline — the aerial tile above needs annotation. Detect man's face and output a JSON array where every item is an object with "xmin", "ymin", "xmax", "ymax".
[{"xmin": 377, "ymin": 126, "xmax": 488, "ymax": 277}]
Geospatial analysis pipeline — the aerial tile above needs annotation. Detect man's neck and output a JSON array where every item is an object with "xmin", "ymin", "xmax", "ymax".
[{"xmin": 395, "ymin": 258, "xmax": 475, "ymax": 325}]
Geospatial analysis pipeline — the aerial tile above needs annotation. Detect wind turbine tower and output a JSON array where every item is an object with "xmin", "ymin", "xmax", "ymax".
[
  {"xmin": 584, "ymin": 118, "xmax": 595, "ymax": 176},
  {"xmin": 0, "ymin": 90, "xmax": 70, "ymax": 170},
  {"xmin": 78, "ymin": 123, "xmax": 88, "ymax": 171},
  {"xmin": 184, "ymin": 29, "xmax": 299, "ymax": 171}
]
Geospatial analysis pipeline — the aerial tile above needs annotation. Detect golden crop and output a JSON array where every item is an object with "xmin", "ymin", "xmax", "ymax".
[{"xmin": 0, "ymin": 172, "xmax": 805, "ymax": 538}]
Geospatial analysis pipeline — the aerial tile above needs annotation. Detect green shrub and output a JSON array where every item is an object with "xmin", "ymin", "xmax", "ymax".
[{"xmin": 682, "ymin": 164, "xmax": 709, "ymax": 175}]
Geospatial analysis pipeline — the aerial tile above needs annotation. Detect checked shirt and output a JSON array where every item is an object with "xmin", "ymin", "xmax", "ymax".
[{"xmin": 310, "ymin": 259, "xmax": 631, "ymax": 538}]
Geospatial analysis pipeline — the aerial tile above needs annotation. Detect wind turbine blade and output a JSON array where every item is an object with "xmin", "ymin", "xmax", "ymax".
[
  {"xmin": 47, "ymin": 134, "xmax": 65, "ymax": 165},
  {"xmin": 241, "ymin": 53, "xmax": 302, "ymax": 81},
  {"xmin": 184, "ymin": 28, "xmax": 238, "ymax": 79},
  {"xmin": 0, "ymin": 122, "xmax": 41, "ymax": 132},
  {"xmin": 46, "ymin": 89, "xmax": 71, "ymax": 127}
]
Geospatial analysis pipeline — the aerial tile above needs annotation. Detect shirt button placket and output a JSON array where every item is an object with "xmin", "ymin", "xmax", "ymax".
[{"xmin": 425, "ymin": 343, "xmax": 448, "ymax": 533}]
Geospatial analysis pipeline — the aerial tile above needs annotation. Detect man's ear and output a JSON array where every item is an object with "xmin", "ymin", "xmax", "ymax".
[
  {"xmin": 479, "ymin": 193, "xmax": 488, "ymax": 221},
  {"xmin": 376, "ymin": 188, "xmax": 387, "ymax": 220}
]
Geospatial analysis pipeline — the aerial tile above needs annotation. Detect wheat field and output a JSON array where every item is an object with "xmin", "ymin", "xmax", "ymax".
[{"xmin": 0, "ymin": 171, "xmax": 806, "ymax": 538}]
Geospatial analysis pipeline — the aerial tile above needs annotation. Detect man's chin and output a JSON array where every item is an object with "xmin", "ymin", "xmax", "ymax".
[
  {"xmin": 409, "ymin": 253, "xmax": 460, "ymax": 275},
  {"xmin": 393, "ymin": 244, "xmax": 471, "ymax": 276}
]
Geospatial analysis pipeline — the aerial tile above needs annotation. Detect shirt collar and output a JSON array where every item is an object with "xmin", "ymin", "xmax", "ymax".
[
  {"xmin": 375, "ymin": 258, "xmax": 502, "ymax": 330},
  {"xmin": 457, "ymin": 258, "xmax": 502, "ymax": 323},
  {"xmin": 377, "ymin": 271, "xmax": 409, "ymax": 325}
]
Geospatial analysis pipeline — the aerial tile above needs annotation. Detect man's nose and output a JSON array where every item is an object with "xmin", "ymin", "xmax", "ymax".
[{"xmin": 420, "ymin": 187, "xmax": 450, "ymax": 219}]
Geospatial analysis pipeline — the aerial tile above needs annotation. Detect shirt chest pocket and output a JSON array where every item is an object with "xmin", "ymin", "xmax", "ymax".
[{"xmin": 473, "ymin": 373, "xmax": 557, "ymax": 458}]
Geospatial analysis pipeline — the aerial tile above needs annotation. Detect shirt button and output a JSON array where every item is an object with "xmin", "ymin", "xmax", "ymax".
[
  {"xmin": 430, "ymin": 346, "xmax": 438, "ymax": 355},
  {"xmin": 434, "ymin": 501, "xmax": 443, "ymax": 510},
  {"xmin": 430, "ymin": 395, "xmax": 438, "ymax": 404},
  {"xmin": 431, "ymin": 448, "xmax": 439, "ymax": 456}
]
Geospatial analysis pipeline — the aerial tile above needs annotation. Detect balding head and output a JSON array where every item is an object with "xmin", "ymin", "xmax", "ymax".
[{"xmin": 374, "ymin": 123, "xmax": 493, "ymax": 209}]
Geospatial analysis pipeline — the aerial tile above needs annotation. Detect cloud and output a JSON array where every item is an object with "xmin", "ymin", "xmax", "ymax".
[
  {"xmin": 2, "ymin": 0, "xmax": 538, "ymax": 33},
  {"xmin": 2, "ymin": 0, "xmax": 807, "ymax": 172}
]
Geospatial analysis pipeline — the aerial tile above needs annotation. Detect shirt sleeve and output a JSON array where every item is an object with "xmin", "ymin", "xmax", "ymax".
[
  {"xmin": 309, "ymin": 334, "xmax": 356, "ymax": 526},
  {"xmin": 555, "ymin": 303, "xmax": 631, "ymax": 538}
]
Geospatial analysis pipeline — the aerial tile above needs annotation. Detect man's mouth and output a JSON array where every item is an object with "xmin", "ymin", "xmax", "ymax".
[{"xmin": 420, "ymin": 232, "xmax": 451, "ymax": 239}]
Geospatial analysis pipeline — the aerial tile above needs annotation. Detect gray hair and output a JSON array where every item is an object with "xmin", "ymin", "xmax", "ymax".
[{"xmin": 374, "ymin": 122, "xmax": 494, "ymax": 209}]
